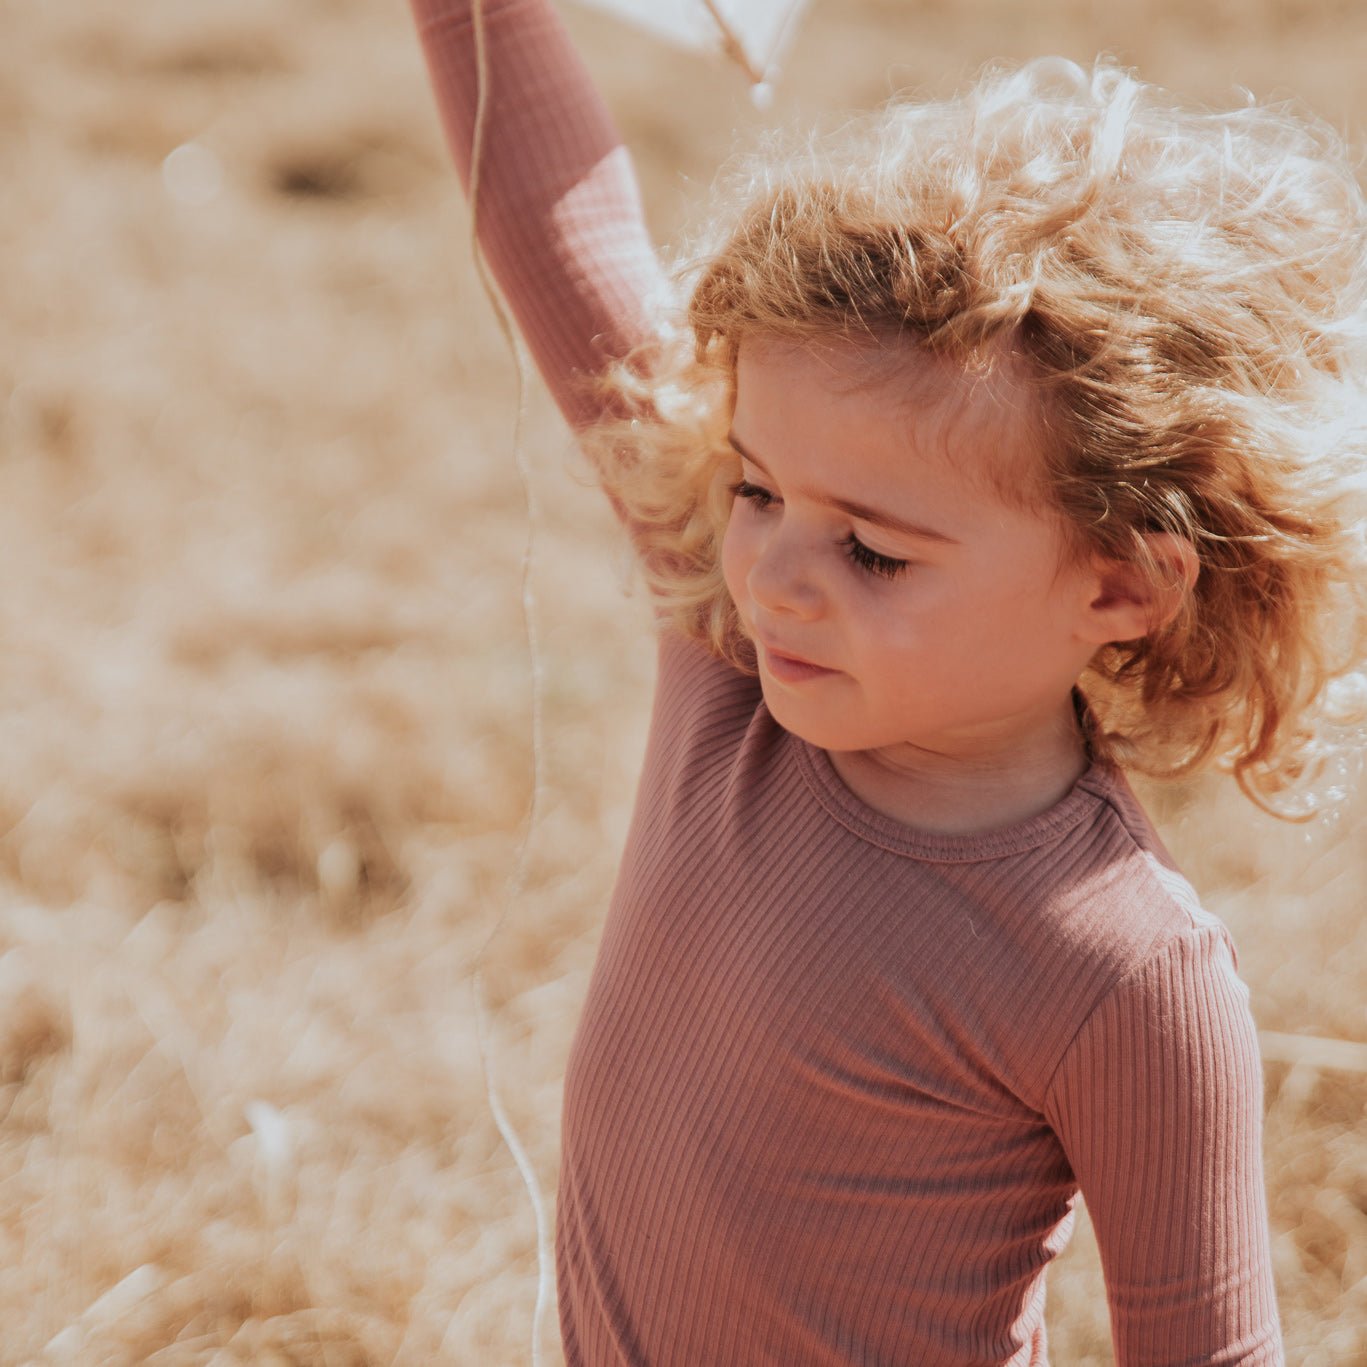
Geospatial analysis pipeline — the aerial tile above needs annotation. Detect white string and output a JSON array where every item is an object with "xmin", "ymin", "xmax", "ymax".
[{"xmin": 465, "ymin": 0, "xmax": 554, "ymax": 1361}]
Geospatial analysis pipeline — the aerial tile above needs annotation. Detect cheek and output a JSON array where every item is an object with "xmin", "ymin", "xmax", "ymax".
[{"xmin": 720, "ymin": 513, "xmax": 753, "ymax": 603}]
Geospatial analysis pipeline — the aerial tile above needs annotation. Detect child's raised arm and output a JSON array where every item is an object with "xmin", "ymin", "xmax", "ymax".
[{"xmin": 408, "ymin": 0, "xmax": 668, "ymax": 429}]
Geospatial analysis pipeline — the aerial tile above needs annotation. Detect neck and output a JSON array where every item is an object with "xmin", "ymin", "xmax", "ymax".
[{"xmin": 826, "ymin": 697, "xmax": 1091, "ymax": 837}]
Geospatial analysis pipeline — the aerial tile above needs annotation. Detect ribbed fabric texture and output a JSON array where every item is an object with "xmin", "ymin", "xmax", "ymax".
[
  {"xmin": 556, "ymin": 636, "xmax": 1281, "ymax": 1365},
  {"xmin": 409, "ymin": 5, "xmax": 1285, "ymax": 1362}
]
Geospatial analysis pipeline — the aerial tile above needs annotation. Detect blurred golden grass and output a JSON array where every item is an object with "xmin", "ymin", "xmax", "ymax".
[{"xmin": 1, "ymin": 0, "xmax": 1364, "ymax": 1362}]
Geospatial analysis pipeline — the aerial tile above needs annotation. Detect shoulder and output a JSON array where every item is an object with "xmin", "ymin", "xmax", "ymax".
[
  {"xmin": 1000, "ymin": 766, "xmax": 1250, "ymax": 1105},
  {"xmin": 1037, "ymin": 769, "xmax": 1258, "ymax": 1104},
  {"xmin": 1045, "ymin": 764, "xmax": 1234, "ymax": 964}
]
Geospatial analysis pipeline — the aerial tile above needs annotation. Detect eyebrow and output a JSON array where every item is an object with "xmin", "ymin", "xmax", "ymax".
[{"xmin": 727, "ymin": 432, "xmax": 961, "ymax": 546}]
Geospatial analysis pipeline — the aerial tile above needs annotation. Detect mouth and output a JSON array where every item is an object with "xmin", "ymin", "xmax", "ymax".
[{"xmin": 758, "ymin": 640, "xmax": 839, "ymax": 684}]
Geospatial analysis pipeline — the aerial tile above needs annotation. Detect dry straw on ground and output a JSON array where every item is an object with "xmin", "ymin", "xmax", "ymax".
[{"xmin": 2, "ymin": 1, "xmax": 1364, "ymax": 1363}]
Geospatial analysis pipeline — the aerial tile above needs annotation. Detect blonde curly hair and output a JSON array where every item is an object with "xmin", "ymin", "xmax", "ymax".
[{"xmin": 586, "ymin": 57, "xmax": 1367, "ymax": 813}]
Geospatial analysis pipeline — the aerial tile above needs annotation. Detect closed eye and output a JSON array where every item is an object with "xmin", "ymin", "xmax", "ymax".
[
  {"xmin": 842, "ymin": 533, "xmax": 909, "ymax": 580},
  {"xmin": 731, "ymin": 479, "xmax": 909, "ymax": 580},
  {"xmin": 730, "ymin": 478, "xmax": 774, "ymax": 509}
]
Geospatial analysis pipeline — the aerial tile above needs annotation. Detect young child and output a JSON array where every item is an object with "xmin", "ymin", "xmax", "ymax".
[{"xmin": 409, "ymin": 2, "xmax": 1367, "ymax": 1361}]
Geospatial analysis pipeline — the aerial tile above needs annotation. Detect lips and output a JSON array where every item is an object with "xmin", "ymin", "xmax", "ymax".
[
  {"xmin": 757, "ymin": 638, "xmax": 838, "ymax": 684},
  {"xmin": 764, "ymin": 643, "xmax": 825, "ymax": 670}
]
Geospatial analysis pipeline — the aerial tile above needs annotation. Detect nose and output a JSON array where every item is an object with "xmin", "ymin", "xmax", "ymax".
[{"xmin": 747, "ymin": 522, "xmax": 824, "ymax": 621}]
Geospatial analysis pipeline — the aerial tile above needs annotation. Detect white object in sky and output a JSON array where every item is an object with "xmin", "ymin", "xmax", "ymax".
[{"xmin": 567, "ymin": 0, "xmax": 810, "ymax": 84}]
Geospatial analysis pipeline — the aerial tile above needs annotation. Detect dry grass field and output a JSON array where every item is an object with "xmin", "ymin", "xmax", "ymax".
[{"xmin": 2, "ymin": 0, "xmax": 1365, "ymax": 1362}]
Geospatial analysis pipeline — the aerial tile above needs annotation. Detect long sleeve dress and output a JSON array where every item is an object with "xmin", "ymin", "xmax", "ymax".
[{"xmin": 408, "ymin": 4, "xmax": 1285, "ymax": 1362}]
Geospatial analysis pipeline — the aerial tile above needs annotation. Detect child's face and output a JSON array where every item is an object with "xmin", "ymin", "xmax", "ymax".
[{"xmin": 720, "ymin": 334, "xmax": 1105, "ymax": 762}]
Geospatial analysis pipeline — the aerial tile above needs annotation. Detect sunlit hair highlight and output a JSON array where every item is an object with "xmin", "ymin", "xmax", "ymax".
[{"xmin": 584, "ymin": 57, "xmax": 1367, "ymax": 814}]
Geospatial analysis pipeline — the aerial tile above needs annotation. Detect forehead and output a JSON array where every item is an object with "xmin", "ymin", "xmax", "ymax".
[{"xmin": 731, "ymin": 332, "xmax": 1046, "ymax": 502}]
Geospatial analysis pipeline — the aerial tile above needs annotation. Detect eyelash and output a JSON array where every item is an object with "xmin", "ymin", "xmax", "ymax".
[{"xmin": 729, "ymin": 480, "xmax": 910, "ymax": 581}]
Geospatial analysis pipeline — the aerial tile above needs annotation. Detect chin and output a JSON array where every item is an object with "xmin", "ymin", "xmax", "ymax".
[{"xmin": 759, "ymin": 681, "xmax": 864, "ymax": 751}]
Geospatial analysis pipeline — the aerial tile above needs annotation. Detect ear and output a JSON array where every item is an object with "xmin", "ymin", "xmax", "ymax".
[{"xmin": 1080, "ymin": 533, "xmax": 1199, "ymax": 645}]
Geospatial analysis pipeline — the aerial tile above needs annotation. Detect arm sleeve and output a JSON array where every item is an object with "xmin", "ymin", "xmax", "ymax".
[
  {"xmin": 407, "ymin": 0, "xmax": 669, "ymax": 428},
  {"xmin": 1043, "ymin": 926, "xmax": 1284, "ymax": 1366}
]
